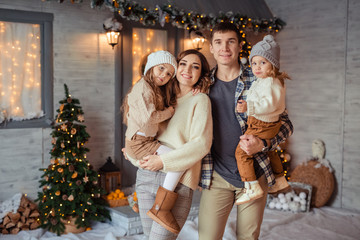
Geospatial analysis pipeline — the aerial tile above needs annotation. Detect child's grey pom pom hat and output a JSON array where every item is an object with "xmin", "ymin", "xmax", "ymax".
[
  {"xmin": 143, "ymin": 50, "xmax": 177, "ymax": 77},
  {"xmin": 249, "ymin": 35, "xmax": 280, "ymax": 69}
]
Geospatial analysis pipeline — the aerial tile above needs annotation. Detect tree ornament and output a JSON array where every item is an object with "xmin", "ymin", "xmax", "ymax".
[
  {"xmin": 71, "ymin": 172, "xmax": 78, "ymax": 178},
  {"xmin": 83, "ymin": 176, "xmax": 89, "ymax": 183},
  {"xmin": 68, "ymin": 195, "xmax": 74, "ymax": 201},
  {"xmin": 71, "ymin": 128, "xmax": 77, "ymax": 135},
  {"xmin": 67, "ymin": 97, "xmax": 72, "ymax": 103},
  {"xmin": 60, "ymin": 157, "xmax": 66, "ymax": 165},
  {"xmin": 77, "ymin": 115, "xmax": 84, "ymax": 122},
  {"xmin": 60, "ymin": 124, "xmax": 67, "ymax": 131},
  {"xmin": 50, "ymin": 218, "xmax": 57, "ymax": 225},
  {"xmin": 59, "ymin": 104, "xmax": 64, "ymax": 112}
]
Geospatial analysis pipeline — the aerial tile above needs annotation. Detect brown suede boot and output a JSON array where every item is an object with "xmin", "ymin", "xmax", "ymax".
[{"xmin": 147, "ymin": 186, "xmax": 180, "ymax": 234}]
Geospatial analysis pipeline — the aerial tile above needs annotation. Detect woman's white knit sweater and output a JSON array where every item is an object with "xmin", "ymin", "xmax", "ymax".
[{"xmin": 157, "ymin": 91, "xmax": 213, "ymax": 190}]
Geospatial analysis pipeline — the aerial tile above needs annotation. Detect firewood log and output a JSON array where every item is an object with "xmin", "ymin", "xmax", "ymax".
[
  {"xmin": 29, "ymin": 211, "xmax": 40, "ymax": 218},
  {"xmin": 23, "ymin": 208, "xmax": 30, "ymax": 218},
  {"xmin": 17, "ymin": 206, "xmax": 25, "ymax": 213},
  {"xmin": 5, "ymin": 222, "xmax": 15, "ymax": 229},
  {"xmin": 30, "ymin": 221, "xmax": 40, "ymax": 230},
  {"xmin": 3, "ymin": 216, "xmax": 10, "ymax": 226},
  {"xmin": 29, "ymin": 203, "xmax": 37, "ymax": 210},
  {"xmin": 8, "ymin": 212, "xmax": 21, "ymax": 223},
  {"xmin": 17, "ymin": 221, "xmax": 23, "ymax": 228},
  {"xmin": 10, "ymin": 227, "xmax": 20, "ymax": 234}
]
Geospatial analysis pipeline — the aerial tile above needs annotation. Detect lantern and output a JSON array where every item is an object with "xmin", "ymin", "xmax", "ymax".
[
  {"xmin": 98, "ymin": 157, "xmax": 121, "ymax": 194},
  {"xmin": 190, "ymin": 29, "xmax": 205, "ymax": 50}
]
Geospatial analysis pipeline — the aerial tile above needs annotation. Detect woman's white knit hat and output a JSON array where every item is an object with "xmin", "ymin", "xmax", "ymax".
[
  {"xmin": 249, "ymin": 35, "xmax": 280, "ymax": 69},
  {"xmin": 143, "ymin": 50, "xmax": 177, "ymax": 77}
]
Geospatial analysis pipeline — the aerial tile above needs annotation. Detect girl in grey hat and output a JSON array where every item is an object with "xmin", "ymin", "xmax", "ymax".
[{"xmin": 235, "ymin": 35, "xmax": 291, "ymax": 204}]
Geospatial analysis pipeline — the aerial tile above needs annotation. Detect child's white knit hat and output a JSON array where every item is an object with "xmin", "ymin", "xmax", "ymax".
[
  {"xmin": 143, "ymin": 50, "xmax": 177, "ymax": 77},
  {"xmin": 249, "ymin": 35, "xmax": 280, "ymax": 69}
]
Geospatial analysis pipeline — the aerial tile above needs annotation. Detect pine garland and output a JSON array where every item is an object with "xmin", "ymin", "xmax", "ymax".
[{"xmin": 46, "ymin": 0, "xmax": 286, "ymax": 58}]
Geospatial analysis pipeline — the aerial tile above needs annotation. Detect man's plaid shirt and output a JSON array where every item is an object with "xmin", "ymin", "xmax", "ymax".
[{"xmin": 199, "ymin": 64, "xmax": 294, "ymax": 189}]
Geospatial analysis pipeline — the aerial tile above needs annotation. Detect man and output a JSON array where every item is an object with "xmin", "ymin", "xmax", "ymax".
[{"xmin": 198, "ymin": 22, "xmax": 293, "ymax": 240}]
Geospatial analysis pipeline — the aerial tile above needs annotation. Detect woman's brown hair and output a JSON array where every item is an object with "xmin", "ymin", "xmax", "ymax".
[{"xmin": 167, "ymin": 49, "xmax": 212, "ymax": 100}]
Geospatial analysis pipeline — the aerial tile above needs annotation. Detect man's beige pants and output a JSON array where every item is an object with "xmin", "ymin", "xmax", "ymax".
[{"xmin": 199, "ymin": 171, "xmax": 268, "ymax": 240}]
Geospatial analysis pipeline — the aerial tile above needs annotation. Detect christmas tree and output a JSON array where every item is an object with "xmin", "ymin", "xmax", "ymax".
[{"xmin": 37, "ymin": 84, "xmax": 110, "ymax": 235}]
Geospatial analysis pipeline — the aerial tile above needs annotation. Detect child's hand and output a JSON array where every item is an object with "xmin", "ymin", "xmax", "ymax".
[
  {"xmin": 167, "ymin": 106, "xmax": 175, "ymax": 115},
  {"xmin": 192, "ymin": 88, "xmax": 201, "ymax": 96},
  {"xmin": 236, "ymin": 100, "xmax": 247, "ymax": 113}
]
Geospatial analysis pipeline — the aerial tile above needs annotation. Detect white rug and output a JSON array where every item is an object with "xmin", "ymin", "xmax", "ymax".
[{"xmin": 1, "ymin": 206, "xmax": 359, "ymax": 240}]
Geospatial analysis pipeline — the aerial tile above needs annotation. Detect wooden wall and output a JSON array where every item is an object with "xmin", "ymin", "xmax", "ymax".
[
  {"xmin": 0, "ymin": 0, "xmax": 114, "ymax": 201},
  {"xmin": 265, "ymin": 0, "xmax": 360, "ymax": 210}
]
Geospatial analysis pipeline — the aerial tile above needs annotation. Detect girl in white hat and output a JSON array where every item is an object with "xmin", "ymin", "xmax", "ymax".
[{"xmin": 122, "ymin": 50, "xmax": 182, "ymax": 233}]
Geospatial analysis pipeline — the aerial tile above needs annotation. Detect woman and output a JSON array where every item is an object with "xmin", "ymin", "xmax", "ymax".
[{"xmin": 126, "ymin": 49, "xmax": 213, "ymax": 239}]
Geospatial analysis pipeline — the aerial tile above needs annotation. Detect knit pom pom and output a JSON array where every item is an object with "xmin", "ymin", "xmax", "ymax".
[{"xmin": 264, "ymin": 35, "xmax": 275, "ymax": 42}]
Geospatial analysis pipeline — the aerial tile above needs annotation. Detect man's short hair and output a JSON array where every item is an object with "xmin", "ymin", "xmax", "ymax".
[{"xmin": 210, "ymin": 22, "xmax": 242, "ymax": 43}]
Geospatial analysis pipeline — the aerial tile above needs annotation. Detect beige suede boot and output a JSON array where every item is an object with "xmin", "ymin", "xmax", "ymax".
[
  {"xmin": 235, "ymin": 180, "xmax": 264, "ymax": 205},
  {"xmin": 268, "ymin": 176, "xmax": 291, "ymax": 194},
  {"xmin": 147, "ymin": 186, "xmax": 180, "ymax": 234}
]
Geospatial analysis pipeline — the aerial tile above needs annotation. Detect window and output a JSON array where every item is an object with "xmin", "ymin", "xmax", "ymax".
[
  {"xmin": 132, "ymin": 28, "xmax": 168, "ymax": 85},
  {"xmin": 0, "ymin": 9, "xmax": 53, "ymax": 128}
]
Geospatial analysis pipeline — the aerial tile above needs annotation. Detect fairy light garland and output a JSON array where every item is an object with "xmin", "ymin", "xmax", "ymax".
[{"xmin": 45, "ymin": 0, "xmax": 286, "ymax": 58}]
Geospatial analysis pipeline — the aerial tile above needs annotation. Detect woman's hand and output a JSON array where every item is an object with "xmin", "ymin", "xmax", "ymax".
[
  {"xmin": 139, "ymin": 154, "xmax": 164, "ymax": 171},
  {"xmin": 121, "ymin": 148, "xmax": 129, "ymax": 160},
  {"xmin": 239, "ymin": 134, "xmax": 263, "ymax": 155}
]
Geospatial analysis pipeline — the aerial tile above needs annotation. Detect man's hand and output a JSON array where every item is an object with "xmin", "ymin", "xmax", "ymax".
[
  {"xmin": 192, "ymin": 88, "xmax": 201, "ymax": 95},
  {"xmin": 239, "ymin": 134, "xmax": 263, "ymax": 155},
  {"xmin": 139, "ymin": 154, "xmax": 164, "ymax": 171}
]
